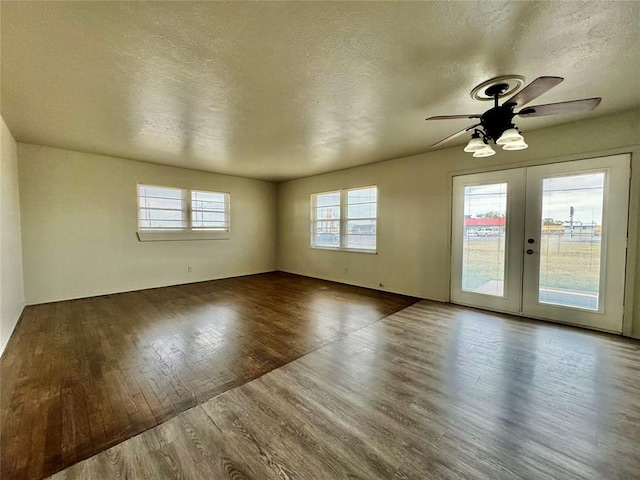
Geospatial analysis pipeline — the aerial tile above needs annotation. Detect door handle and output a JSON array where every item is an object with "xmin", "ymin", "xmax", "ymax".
[{"xmin": 526, "ymin": 249, "xmax": 534, "ymax": 255}]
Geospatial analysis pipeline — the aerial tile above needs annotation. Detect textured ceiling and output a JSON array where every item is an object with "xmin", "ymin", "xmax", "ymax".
[{"xmin": 2, "ymin": 1, "xmax": 639, "ymax": 182}]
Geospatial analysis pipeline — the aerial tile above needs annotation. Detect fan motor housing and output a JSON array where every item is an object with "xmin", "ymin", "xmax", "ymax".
[{"xmin": 480, "ymin": 105, "xmax": 516, "ymax": 142}]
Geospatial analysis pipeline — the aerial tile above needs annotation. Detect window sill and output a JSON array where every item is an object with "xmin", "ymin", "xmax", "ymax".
[
  {"xmin": 311, "ymin": 246, "xmax": 377, "ymax": 254},
  {"xmin": 137, "ymin": 230, "xmax": 230, "ymax": 242}
]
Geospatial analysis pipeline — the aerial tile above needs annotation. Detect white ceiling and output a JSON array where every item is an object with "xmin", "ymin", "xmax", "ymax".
[{"xmin": 2, "ymin": 2, "xmax": 638, "ymax": 182}]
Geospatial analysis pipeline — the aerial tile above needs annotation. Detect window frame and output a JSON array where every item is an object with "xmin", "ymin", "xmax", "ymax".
[
  {"xmin": 310, "ymin": 185, "xmax": 377, "ymax": 253},
  {"xmin": 137, "ymin": 183, "xmax": 230, "ymax": 242},
  {"xmin": 190, "ymin": 189, "xmax": 230, "ymax": 231}
]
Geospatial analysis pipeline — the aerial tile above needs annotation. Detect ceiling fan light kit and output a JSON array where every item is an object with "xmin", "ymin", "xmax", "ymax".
[
  {"xmin": 472, "ymin": 144, "xmax": 496, "ymax": 158},
  {"xmin": 427, "ymin": 75, "xmax": 601, "ymax": 156},
  {"xmin": 502, "ymin": 139, "xmax": 529, "ymax": 151},
  {"xmin": 463, "ymin": 134, "xmax": 486, "ymax": 153},
  {"xmin": 496, "ymin": 127, "xmax": 523, "ymax": 145},
  {"xmin": 473, "ymin": 145, "xmax": 496, "ymax": 158}
]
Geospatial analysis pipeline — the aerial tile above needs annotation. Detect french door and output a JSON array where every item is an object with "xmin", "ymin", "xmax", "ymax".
[{"xmin": 451, "ymin": 154, "xmax": 630, "ymax": 333}]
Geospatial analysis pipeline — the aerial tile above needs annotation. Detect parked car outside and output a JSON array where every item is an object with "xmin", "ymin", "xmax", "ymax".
[
  {"xmin": 477, "ymin": 227, "xmax": 499, "ymax": 237},
  {"xmin": 316, "ymin": 233, "xmax": 339, "ymax": 246}
]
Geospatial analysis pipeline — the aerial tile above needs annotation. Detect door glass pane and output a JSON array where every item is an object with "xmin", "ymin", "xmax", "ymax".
[
  {"xmin": 461, "ymin": 183, "xmax": 507, "ymax": 296},
  {"xmin": 538, "ymin": 172, "xmax": 604, "ymax": 310}
]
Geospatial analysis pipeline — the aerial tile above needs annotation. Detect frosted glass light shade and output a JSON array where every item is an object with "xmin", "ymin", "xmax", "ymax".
[
  {"xmin": 473, "ymin": 145, "xmax": 496, "ymax": 157},
  {"xmin": 464, "ymin": 137, "xmax": 486, "ymax": 152},
  {"xmin": 496, "ymin": 128, "xmax": 524, "ymax": 145},
  {"xmin": 502, "ymin": 139, "xmax": 528, "ymax": 150}
]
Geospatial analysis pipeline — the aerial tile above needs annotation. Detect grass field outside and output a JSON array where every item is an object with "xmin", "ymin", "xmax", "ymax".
[{"xmin": 462, "ymin": 235, "xmax": 601, "ymax": 293}]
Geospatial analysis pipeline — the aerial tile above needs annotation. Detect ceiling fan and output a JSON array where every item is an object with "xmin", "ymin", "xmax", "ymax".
[{"xmin": 426, "ymin": 76, "xmax": 601, "ymax": 157}]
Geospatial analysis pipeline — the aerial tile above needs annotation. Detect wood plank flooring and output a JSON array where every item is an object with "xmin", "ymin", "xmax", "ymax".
[
  {"xmin": 47, "ymin": 300, "xmax": 640, "ymax": 480},
  {"xmin": 0, "ymin": 272, "xmax": 418, "ymax": 480}
]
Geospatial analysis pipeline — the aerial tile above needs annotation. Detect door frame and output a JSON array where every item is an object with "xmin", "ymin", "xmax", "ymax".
[
  {"xmin": 449, "ymin": 153, "xmax": 631, "ymax": 334},
  {"xmin": 521, "ymin": 154, "xmax": 630, "ymax": 333},
  {"xmin": 450, "ymin": 168, "xmax": 525, "ymax": 314}
]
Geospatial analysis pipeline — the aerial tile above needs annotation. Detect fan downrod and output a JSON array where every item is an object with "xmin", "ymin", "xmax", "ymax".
[
  {"xmin": 477, "ymin": 83, "xmax": 517, "ymax": 141},
  {"xmin": 485, "ymin": 83, "xmax": 509, "ymax": 108}
]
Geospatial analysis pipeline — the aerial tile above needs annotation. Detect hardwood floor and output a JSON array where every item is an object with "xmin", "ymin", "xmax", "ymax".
[
  {"xmin": 0, "ymin": 272, "xmax": 418, "ymax": 480},
  {"xmin": 46, "ymin": 300, "xmax": 640, "ymax": 480}
]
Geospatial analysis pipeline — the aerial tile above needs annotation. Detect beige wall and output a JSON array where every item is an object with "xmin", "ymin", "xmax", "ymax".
[
  {"xmin": 18, "ymin": 144, "xmax": 277, "ymax": 304},
  {"xmin": 1, "ymin": 117, "xmax": 25, "ymax": 355},
  {"xmin": 278, "ymin": 109, "xmax": 640, "ymax": 338},
  {"xmin": 10, "ymin": 110, "xmax": 640, "ymax": 338}
]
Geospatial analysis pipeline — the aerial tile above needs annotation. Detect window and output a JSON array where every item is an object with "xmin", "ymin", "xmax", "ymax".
[
  {"xmin": 137, "ymin": 184, "xmax": 229, "ymax": 241},
  {"xmin": 191, "ymin": 190, "xmax": 229, "ymax": 230},
  {"xmin": 138, "ymin": 185, "xmax": 187, "ymax": 230},
  {"xmin": 311, "ymin": 186, "xmax": 377, "ymax": 251}
]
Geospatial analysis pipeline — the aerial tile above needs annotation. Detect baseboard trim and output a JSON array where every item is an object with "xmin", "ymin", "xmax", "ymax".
[
  {"xmin": 0, "ymin": 304, "xmax": 26, "ymax": 358},
  {"xmin": 276, "ymin": 268, "xmax": 446, "ymax": 302},
  {"xmin": 24, "ymin": 270, "xmax": 279, "ymax": 306}
]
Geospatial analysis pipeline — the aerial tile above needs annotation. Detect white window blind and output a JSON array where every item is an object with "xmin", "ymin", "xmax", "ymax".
[
  {"xmin": 345, "ymin": 187, "xmax": 377, "ymax": 250},
  {"xmin": 137, "ymin": 184, "xmax": 230, "ymax": 238},
  {"xmin": 138, "ymin": 185, "xmax": 187, "ymax": 230},
  {"xmin": 312, "ymin": 191, "xmax": 341, "ymax": 247},
  {"xmin": 191, "ymin": 190, "xmax": 229, "ymax": 230},
  {"xmin": 311, "ymin": 186, "xmax": 377, "ymax": 251}
]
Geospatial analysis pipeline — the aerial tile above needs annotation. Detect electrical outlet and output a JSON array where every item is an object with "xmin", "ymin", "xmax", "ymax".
[
  {"xmin": 343, "ymin": 266, "xmax": 348, "ymax": 274},
  {"xmin": 187, "ymin": 266, "xmax": 192, "ymax": 273}
]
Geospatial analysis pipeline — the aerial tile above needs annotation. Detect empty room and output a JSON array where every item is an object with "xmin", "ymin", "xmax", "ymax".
[{"xmin": 1, "ymin": 2, "xmax": 639, "ymax": 479}]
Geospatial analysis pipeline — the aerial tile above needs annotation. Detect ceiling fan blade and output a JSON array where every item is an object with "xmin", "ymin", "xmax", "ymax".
[
  {"xmin": 517, "ymin": 98, "xmax": 602, "ymax": 118},
  {"xmin": 503, "ymin": 76, "xmax": 564, "ymax": 108},
  {"xmin": 426, "ymin": 114, "xmax": 482, "ymax": 120},
  {"xmin": 429, "ymin": 123, "xmax": 480, "ymax": 149}
]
